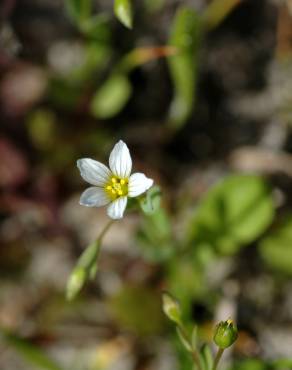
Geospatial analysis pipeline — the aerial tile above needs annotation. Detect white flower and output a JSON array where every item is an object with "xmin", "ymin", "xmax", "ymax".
[{"xmin": 77, "ymin": 140, "xmax": 154, "ymax": 220}]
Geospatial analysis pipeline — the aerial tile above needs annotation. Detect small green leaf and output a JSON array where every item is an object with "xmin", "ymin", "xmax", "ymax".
[
  {"xmin": 114, "ymin": 0, "xmax": 133, "ymax": 29},
  {"xmin": 188, "ymin": 175, "xmax": 275, "ymax": 255},
  {"xmin": 200, "ymin": 344, "xmax": 214, "ymax": 370},
  {"xmin": 259, "ymin": 215, "xmax": 292, "ymax": 276},
  {"xmin": 1, "ymin": 330, "xmax": 63, "ymax": 370},
  {"xmin": 203, "ymin": 0, "xmax": 242, "ymax": 30},
  {"xmin": 139, "ymin": 186, "xmax": 161, "ymax": 215},
  {"xmin": 167, "ymin": 7, "xmax": 202, "ymax": 129},
  {"xmin": 91, "ymin": 74, "xmax": 132, "ymax": 118},
  {"xmin": 191, "ymin": 325, "xmax": 198, "ymax": 349},
  {"xmin": 176, "ymin": 326, "xmax": 193, "ymax": 353}
]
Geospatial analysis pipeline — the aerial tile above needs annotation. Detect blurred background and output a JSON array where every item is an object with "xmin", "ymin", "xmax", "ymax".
[{"xmin": 1, "ymin": 0, "xmax": 292, "ymax": 369}]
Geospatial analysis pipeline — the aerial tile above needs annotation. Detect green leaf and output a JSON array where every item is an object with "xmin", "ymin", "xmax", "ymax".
[
  {"xmin": 139, "ymin": 186, "xmax": 161, "ymax": 215},
  {"xmin": 203, "ymin": 0, "xmax": 242, "ymax": 30},
  {"xmin": 191, "ymin": 325, "xmax": 198, "ymax": 349},
  {"xmin": 1, "ymin": 330, "xmax": 63, "ymax": 370},
  {"xmin": 188, "ymin": 175, "xmax": 275, "ymax": 255},
  {"xmin": 114, "ymin": 0, "xmax": 133, "ymax": 29},
  {"xmin": 90, "ymin": 74, "xmax": 132, "ymax": 119},
  {"xmin": 200, "ymin": 344, "xmax": 213, "ymax": 370},
  {"xmin": 259, "ymin": 215, "xmax": 292, "ymax": 276},
  {"xmin": 65, "ymin": 0, "xmax": 92, "ymax": 25},
  {"xmin": 167, "ymin": 7, "xmax": 202, "ymax": 130},
  {"xmin": 176, "ymin": 326, "xmax": 193, "ymax": 353}
]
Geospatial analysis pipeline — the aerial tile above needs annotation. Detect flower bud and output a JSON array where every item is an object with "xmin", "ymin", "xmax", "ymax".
[
  {"xmin": 66, "ymin": 266, "xmax": 86, "ymax": 301},
  {"xmin": 213, "ymin": 319, "xmax": 238, "ymax": 349},
  {"xmin": 162, "ymin": 292, "xmax": 182, "ymax": 324}
]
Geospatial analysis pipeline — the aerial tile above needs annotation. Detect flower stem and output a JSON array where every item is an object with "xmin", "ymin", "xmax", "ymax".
[
  {"xmin": 91, "ymin": 219, "xmax": 115, "ymax": 269},
  {"xmin": 98, "ymin": 219, "xmax": 115, "ymax": 242},
  {"xmin": 212, "ymin": 348, "xmax": 224, "ymax": 370}
]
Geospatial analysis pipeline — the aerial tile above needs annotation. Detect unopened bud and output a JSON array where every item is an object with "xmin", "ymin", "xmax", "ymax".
[
  {"xmin": 162, "ymin": 292, "xmax": 182, "ymax": 324},
  {"xmin": 213, "ymin": 319, "xmax": 238, "ymax": 349},
  {"xmin": 66, "ymin": 266, "xmax": 86, "ymax": 301}
]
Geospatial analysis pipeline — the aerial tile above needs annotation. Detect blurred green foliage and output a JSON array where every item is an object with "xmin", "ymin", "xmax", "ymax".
[
  {"xmin": 259, "ymin": 215, "xmax": 292, "ymax": 276},
  {"xmin": 167, "ymin": 7, "xmax": 201, "ymax": 129},
  {"xmin": 0, "ymin": 330, "xmax": 63, "ymax": 370},
  {"xmin": 187, "ymin": 175, "xmax": 275, "ymax": 255},
  {"xmin": 108, "ymin": 285, "xmax": 164, "ymax": 335},
  {"xmin": 114, "ymin": 0, "xmax": 133, "ymax": 29}
]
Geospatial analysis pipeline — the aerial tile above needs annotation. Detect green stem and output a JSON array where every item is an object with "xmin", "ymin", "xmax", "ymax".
[
  {"xmin": 98, "ymin": 219, "xmax": 115, "ymax": 242},
  {"xmin": 90, "ymin": 219, "xmax": 115, "ymax": 271},
  {"xmin": 212, "ymin": 348, "xmax": 224, "ymax": 370},
  {"xmin": 178, "ymin": 325, "xmax": 203, "ymax": 370}
]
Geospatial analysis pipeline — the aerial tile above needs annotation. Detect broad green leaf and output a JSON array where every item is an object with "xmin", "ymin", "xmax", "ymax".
[
  {"xmin": 167, "ymin": 7, "xmax": 201, "ymax": 130},
  {"xmin": 114, "ymin": 0, "xmax": 133, "ymax": 29},
  {"xmin": 203, "ymin": 0, "xmax": 242, "ymax": 30},
  {"xmin": 90, "ymin": 74, "xmax": 132, "ymax": 118},
  {"xmin": 1, "ymin": 330, "xmax": 63, "ymax": 370},
  {"xmin": 259, "ymin": 215, "xmax": 292, "ymax": 276},
  {"xmin": 188, "ymin": 175, "xmax": 274, "ymax": 255},
  {"xmin": 65, "ymin": 0, "xmax": 92, "ymax": 25},
  {"xmin": 139, "ymin": 186, "xmax": 161, "ymax": 215}
]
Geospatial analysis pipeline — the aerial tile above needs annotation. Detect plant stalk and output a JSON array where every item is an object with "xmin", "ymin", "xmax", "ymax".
[{"xmin": 212, "ymin": 348, "xmax": 224, "ymax": 370}]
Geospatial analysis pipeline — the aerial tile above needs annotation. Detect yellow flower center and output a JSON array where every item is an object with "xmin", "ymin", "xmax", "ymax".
[{"xmin": 105, "ymin": 176, "xmax": 129, "ymax": 201}]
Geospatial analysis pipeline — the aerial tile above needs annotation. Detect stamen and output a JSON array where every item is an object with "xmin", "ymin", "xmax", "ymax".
[{"xmin": 105, "ymin": 176, "xmax": 128, "ymax": 200}]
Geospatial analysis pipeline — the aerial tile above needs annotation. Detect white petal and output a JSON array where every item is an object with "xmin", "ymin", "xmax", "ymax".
[
  {"xmin": 109, "ymin": 140, "xmax": 132, "ymax": 178},
  {"xmin": 128, "ymin": 172, "xmax": 153, "ymax": 197},
  {"xmin": 77, "ymin": 158, "xmax": 111, "ymax": 186},
  {"xmin": 79, "ymin": 187, "xmax": 110, "ymax": 207},
  {"xmin": 107, "ymin": 196, "xmax": 127, "ymax": 219}
]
